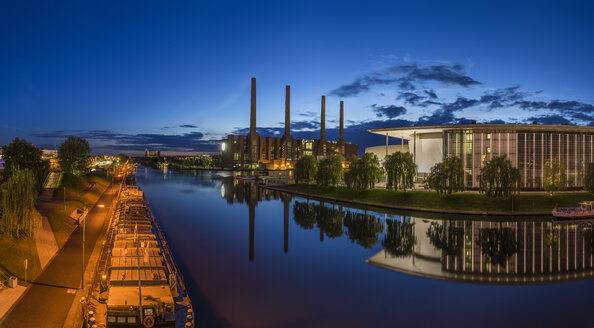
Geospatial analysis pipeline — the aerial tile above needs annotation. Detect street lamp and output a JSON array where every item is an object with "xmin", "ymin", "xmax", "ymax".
[{"xmin": 74, "ymin": 201, "xmax": 105, "ymax": 290}]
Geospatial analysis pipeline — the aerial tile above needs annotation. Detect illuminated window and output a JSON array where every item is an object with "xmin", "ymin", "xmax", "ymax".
[
  {"xmin": 127, "ymin": 317, "xmax": 137, "ymax": 324},
  {"xmin": 107, "ymin": 316, "xmax": 116, "ymax": 323},
  {"xmin": 117, "ymin": 317, "xmax": 126, "ymax": 323},
  {"xmin": 487, "ymin": 147, "xmax": 491, "ymax": 153},
  {"xmin": 486, "ymin": 133, "xmax": 491, "ymax": 140}
]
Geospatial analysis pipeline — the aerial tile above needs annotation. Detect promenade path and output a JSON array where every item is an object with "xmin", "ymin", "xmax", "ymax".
[
  {"xmin": 0, "ymin": 179, "xmax": 120, "ymax": 328},
  {"xmin": 34, "ymin": 216, "xmax": 58, "ymax": 269}
]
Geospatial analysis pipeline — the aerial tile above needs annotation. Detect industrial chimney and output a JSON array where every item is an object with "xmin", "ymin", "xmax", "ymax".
[
  {"xmin": 284, "ymin": 85, "xmax": 290, "ymax": 138},
  {"xmin": 339, "ymin": 101, "xmax": 344, "ymax": 142},
  {"xmin": 248, "ymin": 77, "xmax": 259, "ymax": 163},
  {"xmin": 320, "ymin": 95, "xmax": 326, "ymax": 141}
]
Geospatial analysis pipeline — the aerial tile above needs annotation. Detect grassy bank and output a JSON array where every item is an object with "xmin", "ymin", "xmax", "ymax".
[
  {"xmin": 272, "ymin": 184, "xmax": 594, "ymax": 215},
  {"xmin": 0, "ymin": 225, "xmax": 42, "ymax": 286},
  {"xmin": 47, "ymin": 172, "xmax": 111, "ymax": 248}
]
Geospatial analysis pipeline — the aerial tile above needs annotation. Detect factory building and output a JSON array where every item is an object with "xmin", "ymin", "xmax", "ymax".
[
  {"xmin": 221, "ymin": 78, "xmax": 357, "ymax": 170},
  {"xmin": 366, "ymin": 123, "xmax": 594, "ymax": 190}
]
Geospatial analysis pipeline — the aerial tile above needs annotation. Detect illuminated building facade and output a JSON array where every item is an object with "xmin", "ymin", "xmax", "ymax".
[{"xmin": 368, "ymin": 123, "xmax": 594, "ymax": 190}]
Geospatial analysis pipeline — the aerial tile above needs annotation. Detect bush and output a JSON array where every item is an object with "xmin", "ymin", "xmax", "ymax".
[{"xmin": 294, "ymin": 155, "xmax": 318, "ymax": 184}]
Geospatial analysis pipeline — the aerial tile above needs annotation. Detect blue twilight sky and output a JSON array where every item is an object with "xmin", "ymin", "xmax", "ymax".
[{"xmin": 1, "ymin": 0, "xmax": 593, "ymax": 155}]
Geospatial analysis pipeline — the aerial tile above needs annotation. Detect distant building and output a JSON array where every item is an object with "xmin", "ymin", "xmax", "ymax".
[
  {"xmin": 367, "ymin": 123, "xmax": 594, "ymax": 190},
  {"xmin": 221, "ymin": 78, "xmax": 358, "ymax": 170},
  {"xmin": 145, "ymin": 150, "xmax": 161, "ymax": 158},
  {"xmin": 41, "ymin": 149, "xmax": 60, "ymax": 171}
]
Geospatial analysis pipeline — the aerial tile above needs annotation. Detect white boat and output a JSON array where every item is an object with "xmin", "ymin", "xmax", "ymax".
[{"xmin": 552, "ymin": 201, "xmax": 594, "ymax": 220}]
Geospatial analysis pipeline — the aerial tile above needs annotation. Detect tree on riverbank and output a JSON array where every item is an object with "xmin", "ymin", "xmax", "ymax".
[
  {"xmin": 294, "ymin": 155, "xmax": 318, "ymax": 184},
  {"xmin": 344, "ymin": 153, "xmax": 383, "ymax": 190},
  {"xmin": 583, "ymin": 163, "xmax": 594, "ymax": 193},
  {"xmin": 427, "ymin": 156, "xmax": 464, "ymax": 196},
  {"xmin": 384, "ymin": 152, "xmax": 416, "ymax": 192},
  {"xmin": 1, "ymin": 168, "xmax": 39, "ymax": 239},
  {"xmin": 543, "ymin": 158, "xmax": 566, "ymax": 194},
  {"xmin": 316, "ymin": 155, "xmax": 344, "ymax": 187},
  {"xmin": 478, "ymin": 155, "xmax": 521, "ymax": 198},
  {"xmin": 1, "ymin": 138, "xmax": 49, "ymax": 189},
  {"xmin": 59, "ymin": 136, "xmax": 91, "ymax": 176}
]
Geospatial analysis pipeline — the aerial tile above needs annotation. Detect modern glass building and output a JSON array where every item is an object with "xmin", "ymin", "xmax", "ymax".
[{"xmin": 367, "ymin": 123, "xmax": 594, "ymax": 190}]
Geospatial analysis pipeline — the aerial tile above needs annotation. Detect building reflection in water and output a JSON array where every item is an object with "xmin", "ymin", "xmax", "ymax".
[{"xmin": 219, "ymin": 178, "xmax": 593, "ymax": 284}]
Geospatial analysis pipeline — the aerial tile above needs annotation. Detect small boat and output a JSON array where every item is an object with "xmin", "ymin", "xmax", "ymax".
[{"xmin": 552, "ymin": 201, "xmax": 594, "ymax": 220}]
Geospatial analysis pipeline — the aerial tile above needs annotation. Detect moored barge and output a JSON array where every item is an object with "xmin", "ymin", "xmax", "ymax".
[{"xmin": 88, "ymin": 174, "xmax": 194, "ymax": 327}]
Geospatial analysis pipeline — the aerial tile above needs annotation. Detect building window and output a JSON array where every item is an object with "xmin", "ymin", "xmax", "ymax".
[
  {"xmin": 487, "ymin": 147, "xmax": 491, "ymax": 153},
  {"xmin": 486, "ymin": 133, "xmax": 491, "ymax": 140}
]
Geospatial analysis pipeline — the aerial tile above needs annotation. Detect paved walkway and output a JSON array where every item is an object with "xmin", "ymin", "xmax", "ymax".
[
  {"xmin": 0, "ymin": 179, "xmax": 119, "ymax": 328},
  {"xmin": 0, "ymin": 286, "xmax": 25, "ymax": 321},
  {"xmin": 34, "ymin": 216, "xmax": 59, "ymax": 269}
]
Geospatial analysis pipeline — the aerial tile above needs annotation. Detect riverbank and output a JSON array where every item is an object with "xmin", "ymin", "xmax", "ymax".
[{"xmin": 265, "ymin": 184, "xmax": 594, "ymax": 216}]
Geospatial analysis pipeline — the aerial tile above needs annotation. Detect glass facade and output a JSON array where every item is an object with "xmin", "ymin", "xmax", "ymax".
[{"xmin": 444, "ymin": 127, "xmax": 594, "ymax": 189}]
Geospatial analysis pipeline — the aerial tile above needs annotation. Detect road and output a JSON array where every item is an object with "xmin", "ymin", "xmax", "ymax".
[{"xmin": 0, "ymin": 178, "xmax": 120, "ymax": 328}]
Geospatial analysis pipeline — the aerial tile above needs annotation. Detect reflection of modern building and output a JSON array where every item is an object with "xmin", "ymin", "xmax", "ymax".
[
  {"xmin": 367, "ymin": 218, "xmax": 594, "ymax": 284},
  {"xmin": 221, "ymin": 78, "xmax": 358, "ymax": 170},
  {"xmin": 367, "ymin": 123, "xmax": 594, "ymax": 189}
]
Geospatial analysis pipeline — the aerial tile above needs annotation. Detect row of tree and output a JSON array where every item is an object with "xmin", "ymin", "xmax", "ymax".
[
  {"xmin": 1, "ymin": 136, "xmax": 92, "ymax": 239},
  {"xmin": 294, "ymin": 150, "xmax": 594, "ymax": 198}
]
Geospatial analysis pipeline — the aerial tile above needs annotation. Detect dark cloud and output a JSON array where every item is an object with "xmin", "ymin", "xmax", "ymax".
[
  {"xmin": 389, "ymin": 64, "xmax": 481, "ymax": 88},
  {"xmin": 371, "ymin": 104, "xmax": 407, "ymax": 119},
  {"xmin": 32, "ymin": 129, "xmax": 219, "ymax": 152},
  {"xmin": 397, "ymin": 92, "xmax": 425, "ymax": 106},
  {"xmin": 329, "ymin": 63, "xmax": 479, "ymax": 98},
  {"xmin": 526, "ymin": 114, "xmax": 571, "ymax": 125},
  {"xmin": 179, "ymin": 124, "xmax": 197, "ymax": 128},
  {"xmin": 424, "ymin": 89, "xmax": 438, "ymax": 99}
]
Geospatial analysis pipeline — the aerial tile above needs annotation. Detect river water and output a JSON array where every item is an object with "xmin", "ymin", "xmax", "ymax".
[{"xmin": 136, "ymin": 167, "xmax": 593, "ymax": 328}]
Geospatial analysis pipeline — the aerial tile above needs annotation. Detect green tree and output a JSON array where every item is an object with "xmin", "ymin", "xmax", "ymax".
[
  {"xmin": 59, "ymin": 136, "xmax": 91, "ymax": 176},
  {"xmin": 316, "ymin": 154, "xmax": 344, "ymax": 187},
  {"xmin": 1, "ymin": 168, "xmax": 39, "ymax": 239},
  {"xmin": 582, "ymin": 162, "xmax": 594, "ymax": 193},
  {"xmin": 478, "ymin": 155, "xmax": 521, "ymax": 198},
  {"xmin": 345, "ymin": 153, "xmax": 383, "ymax": 190},
  {"xmin": 427, "ymin": 156, "xmax": 464, "ymax": 196},
  {"xmin": 384, "ymin": 152, "xmax": 417, "ymax": 192},
  {"xmin": 543, "ymin": 158, "xmax": 566, "ymax": 194},
  {"xmin": 294, "ymin": 155, "xmax": 318, "ymax": 184},
  {"xmin": 1, "ymin": 138, "xmax": 49, "ymax": 189}
]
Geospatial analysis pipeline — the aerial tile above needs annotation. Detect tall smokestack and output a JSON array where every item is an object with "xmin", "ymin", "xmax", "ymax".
[
  {"xmin": 320, "ymin": 95, "xmax": 325, "ymax": 141},
  {"xmin": 250, "ymin": 77, "xmax": 256, "ymax": 134},
  {"xmin": 285, "ymin": 85, "xmax": 290, "ymax": 138},
  {"xmin": 248, "ymin": 77, "xmax": 259, "ymax": 163},
  {"xmin": 339, "ymin": 101, "xmax": 344, "ymax": 142}
]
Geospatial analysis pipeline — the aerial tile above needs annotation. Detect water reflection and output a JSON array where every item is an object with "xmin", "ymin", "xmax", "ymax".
[{"xmin": 219, "ymin": 178, "xmax": 593, "ymax": 285}]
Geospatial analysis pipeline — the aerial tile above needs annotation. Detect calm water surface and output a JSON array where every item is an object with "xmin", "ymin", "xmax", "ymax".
[{"xmin": 136, "ymin": 167, "xmax": 594, "ymax": 328}]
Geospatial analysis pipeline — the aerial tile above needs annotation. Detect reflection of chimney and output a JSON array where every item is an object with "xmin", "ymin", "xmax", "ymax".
[
  {"xmin": 284, "ymin": 85, "xmax": 290, "ymax": 138},
  {"xmin": 339, "ymin": 101, "xmax": 344, "ymax": 142},
  {"xmin": 250, "ymin": 78, "xmax": 256, "ymax": 135},
  {"xmin": 320, "ymin": 96, "xmax": 326, "ymax": 141},
  {"xmin": 249, "ymin": 183, "xmax": 257, "ymax": 262},
  {"xmin": 283, "ymin": 197, "xmax": 289, "ymax": 253}
]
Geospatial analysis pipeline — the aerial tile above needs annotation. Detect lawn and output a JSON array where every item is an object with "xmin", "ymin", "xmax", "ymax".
[
  {"xmin": 0, "ymin": 225, "xmax": 42, "ymax": 286},
  {"xmin": 273, "ymin": 184, "xmax": 594, "ymax": 214},
  {"xmin": 46, "ymin": 173, "xmax": 111, "ymax": 248}
]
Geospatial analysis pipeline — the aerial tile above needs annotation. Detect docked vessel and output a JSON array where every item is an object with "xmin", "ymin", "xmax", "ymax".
[
  {"xmin": 552, "ymin": 201, "xmax": 594, "ymax": 220},
  {"xmin": 88, "ymin": 173, "xmax": 194, "ymax": 327}
]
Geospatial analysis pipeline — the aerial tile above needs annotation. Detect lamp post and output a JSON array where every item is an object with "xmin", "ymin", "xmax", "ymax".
[{"xmin": 75, "ymin": 201, "xmax": 105, "ymax": 290}]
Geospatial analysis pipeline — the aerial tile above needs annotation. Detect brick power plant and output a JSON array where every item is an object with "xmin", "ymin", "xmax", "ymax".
[{"xmin": 221, "ymin": 78, "xmax": 358, "ymax": 170}]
